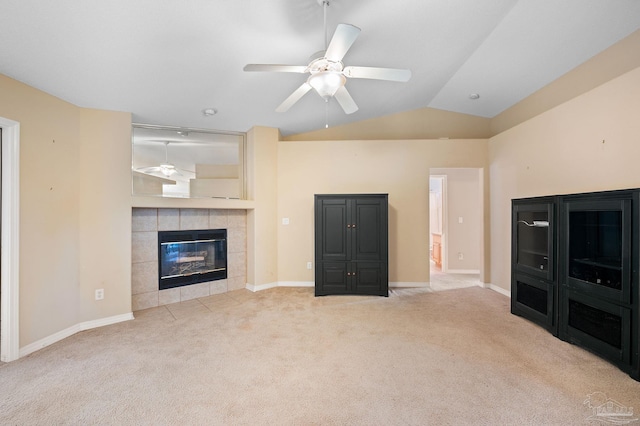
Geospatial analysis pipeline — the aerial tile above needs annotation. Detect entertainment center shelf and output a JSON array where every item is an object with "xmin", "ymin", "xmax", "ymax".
[{"xmin": 511, "ymin": 189, "xmax": 639, "ymax": 381}]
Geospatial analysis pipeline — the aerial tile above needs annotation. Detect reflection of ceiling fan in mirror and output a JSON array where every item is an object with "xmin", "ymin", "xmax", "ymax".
[{"xmin": 135, "ymin": 141, "xmax": 193, "ymax": 178}]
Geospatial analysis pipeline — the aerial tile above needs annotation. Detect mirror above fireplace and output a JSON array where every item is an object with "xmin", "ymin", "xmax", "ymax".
[{"xmin": 132, "ymin": 124, "xmax": 246, "ymax": 200}]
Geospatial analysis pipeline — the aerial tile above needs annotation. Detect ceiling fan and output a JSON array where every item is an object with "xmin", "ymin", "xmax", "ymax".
[
  {"xmin": 243, "ymin": 0, "xmax": 411, "ymax": 115},
  {"xmin": 135, "ymin": 141, "xmax": 188, "ymax": 178}
]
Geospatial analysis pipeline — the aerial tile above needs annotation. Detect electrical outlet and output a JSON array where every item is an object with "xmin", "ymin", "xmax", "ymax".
[
  {"xmin": 306, "ymin": 262, "xmax": 313, "ymax": 270},
  {"xmin": 95, "ymin": 289, "xmax": 104, "ymax": 300},
  {"xmin": 458, "ymin": 252, "xmax": 464, "ymax": 260}
]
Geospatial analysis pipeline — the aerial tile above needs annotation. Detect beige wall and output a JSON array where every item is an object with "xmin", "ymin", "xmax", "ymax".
[
  {"xmin": 78, "ymin": 108, "xmax": 132, "ymax": 321},
  {"xmin": 488, "ymin": 65, "xmax": 640, "ymax": 292},
  {"xmin": 246, "ymin": 126, "xmax": 279, "ymax": 287},
  {"xmin": 277, "ymin": 139, "xmax": 489, "ymax": 285},
  {"xmin": 0, "ymin": 74, "xmax": 132, "ymax": 347}
]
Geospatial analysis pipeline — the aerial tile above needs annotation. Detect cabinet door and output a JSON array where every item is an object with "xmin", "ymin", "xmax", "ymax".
[
  {"xmin": 351, "ymin": 198, "xmax": 387, "ymax": 261},
  {"xmin": 316, "ymin": 262, "xmax": 349, "ymax": 295},
  {"xmin": 513, "ymin": 201, "xmax": 554, "ymax": 281},
  {"xmin": 352, "ymin": 262, "xmax": 387, "ymax": 296},
  {"xmin": 317, "ymin": 198, "xmax": 350, "ymax": 261},
  {"xmin": 562, "ymin": 198, "xmax": 631, "ymax": 304},
  {"xmin": 512, "ymin": 273, "xmax": 556, "ymax": 334},
  {"xmin": 560, "ymin": 289, "xmax": 630, "ymax": 366}
]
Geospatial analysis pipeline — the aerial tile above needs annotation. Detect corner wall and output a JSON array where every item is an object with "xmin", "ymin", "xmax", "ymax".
[
  {"xmin": 0, "ymin": 74, "xmax": 132, "ymax": 349},
  {"xmin": 488, "ymin": 65, "xmax": 640, "ymax": 292}
]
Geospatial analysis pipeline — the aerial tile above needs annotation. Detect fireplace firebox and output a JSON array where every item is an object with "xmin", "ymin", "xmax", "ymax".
[{"xmin": 158, "ymin": 229, "xmax": 227, "ymax": 290}]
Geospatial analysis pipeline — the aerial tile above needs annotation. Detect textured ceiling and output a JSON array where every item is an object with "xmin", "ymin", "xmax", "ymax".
[{"xmin": 1, "ymin": 0, "xmax": 639, "ymax": 136}]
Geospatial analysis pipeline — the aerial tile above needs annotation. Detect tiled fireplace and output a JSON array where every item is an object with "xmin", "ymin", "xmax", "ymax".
[{"xmin": 132, "ymin": 208, "xmax": 247, "ymax": 311}]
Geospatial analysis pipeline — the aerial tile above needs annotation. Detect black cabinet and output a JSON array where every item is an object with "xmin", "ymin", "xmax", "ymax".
[
  {"xmin": 315, "ymin": 194, "xmax": 388, "ymax": 296},
  {"xmin": 512, "ymin": 189, "xmax": 640, "ymax": 381},
  {"xmin": 558, "ymin": 191, "xmax": 637, "ymax": 377},
  {"xmin": 511, "ymin": 197, "xmax": 557, "ymax": 334}
]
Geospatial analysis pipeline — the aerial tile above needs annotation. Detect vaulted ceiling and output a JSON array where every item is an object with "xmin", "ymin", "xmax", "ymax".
[{"xmin": 1, "ymin": 0, "xmax": 639, "ymax": 137}]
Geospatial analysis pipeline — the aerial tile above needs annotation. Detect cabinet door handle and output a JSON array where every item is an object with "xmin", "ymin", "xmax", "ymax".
[
  {"xmin": 347, "ymin": 224, "xmax": 351, "ymax": 228},
  {"xmin": 352, "ymin": 224, "xmax": 356, "ymax": 228}
]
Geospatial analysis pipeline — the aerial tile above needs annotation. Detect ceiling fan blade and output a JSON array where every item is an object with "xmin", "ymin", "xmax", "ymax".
[
  {"xmin": 343, "ymin": 66, "xmax": 412, "ymax": 82},
  {"xmin": 243, "ymin": 64, "xmax": 308, "ymax": 73},
  {"xmin": 325, "ymin": 24, "xmax": 361, "ymax": 62},
  {"xmin": 334, "ymin": 86, "xmax": 358, "ymax": 114},
  {"xmin": 276, "ymin": 83, "xmax": 313, "ymax": 112},
  {"xmin": 136, "ymin": 166, "xmax": 161, "ymax": 173}
]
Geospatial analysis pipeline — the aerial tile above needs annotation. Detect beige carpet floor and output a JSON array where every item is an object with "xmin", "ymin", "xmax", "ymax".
[{"xmin": 1, "ymin": 286, "xmax": 639, "ymax": 425}]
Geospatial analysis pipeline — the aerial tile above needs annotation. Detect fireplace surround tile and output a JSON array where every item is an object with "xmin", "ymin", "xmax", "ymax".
[
  {"xmin": 228, "ymin": 252, "xmax": 246, "ymax": 278},
  {"xmin": 132, "ymin": 231, "xmax": 158, "ymax": 264},
  {"xmin": 159, "ymin": 288, "xmax": 181, "ymax": 306},
  {"xmin": 132, "ymin": 208, "xmax": 158, "ymax": 232},
  {"xmin": 158, "ymin": 209, "xmax": 179, "ymax": 231},
  {"xmin": 209, "ymin": 209, "xmax": 229, "ymax": 229},
  {"xmin": 228, "ymin": 276, "xmax": 246, "ymax": 291},
  {"xmin": 228, "ymin": 228, "xmax": 247, "ymax": 254},
  {"xmin": 180, "ymin": 208, "xmax": 209, "ymax": 230},
  {"xmin": 132, "ymin": 291, "xmax": 159, "ymax": 311},
  {"xmin": 132, "ymin": 208, "xmax": 247, "ymax": 311},
  {"xmin": 210, "ymin": 279, "xmax": 228, "ymax": 295},
  {"xmin": 180, "ymin": 282, "xmax": 210, "ymax": 301},
  {"xmin": 228, "ymin": 210, "xmax": 247, "ymax": 228},
  {"xmin": 132, "ymin": 261, "xmax": 158, "ymax": 295}
]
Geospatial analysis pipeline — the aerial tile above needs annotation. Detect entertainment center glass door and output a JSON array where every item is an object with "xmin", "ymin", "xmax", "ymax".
[
  {"xmin": 511, "ymin": 198, "xmax": 556, "ymax": 334},
  {"xmin": 514, "ymin": 203, "xmax": 554, "ymax": 281},
  {"xmin": 564, "ymin": 199, "xmax": 631, "ymax": 304}
]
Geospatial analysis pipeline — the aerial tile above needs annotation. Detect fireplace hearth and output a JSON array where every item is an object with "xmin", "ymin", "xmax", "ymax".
[{"xmin": 158, "ymin": 229, "xmax": 227, "ymax": 290}]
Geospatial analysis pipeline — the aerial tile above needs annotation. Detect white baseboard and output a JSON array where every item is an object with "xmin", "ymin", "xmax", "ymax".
[
  {"xmin": 390, "ymin": 282, "xmax": 429, "ymax": 288},
  {"xmin": 245, "ymin": 280, "xmax": 511, "ymax": 300},
  {"xmin": 245, "ymin": 282, "xmax": 278, "ymax": 292},
  {"xmin": 247, "ymin": 281, "xmax": 429, "ymax": 290},
  {"xmin": 277, "ymin": 281, "xmax": 314, "ymax": 287},
  {"xmin": 445, "ymin": 269, "xmax": 480, "ymax": 274},
  {"xmin": 19, "ymin": 312, "xmax": 134, "ymax": 358},
  {"xmin": 481, "ymin": 282, "xmax": 511, "ymax": 298}
]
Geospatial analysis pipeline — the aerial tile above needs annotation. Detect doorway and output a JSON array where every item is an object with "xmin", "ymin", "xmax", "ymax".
[
  {"xmin": 429, "ymin": 175, "xmax": 446, "ymax": 272},
  {"xmin": 0, "ymin": 116, "xmax": 20, "ymax": 362},
  {"xmin": 429, "ymin": 168, "xmax": 483, "ymax": 291}
]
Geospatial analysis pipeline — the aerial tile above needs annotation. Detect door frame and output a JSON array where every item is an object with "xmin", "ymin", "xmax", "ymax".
[
  {"xmin": 0, "ymin": 116, "xmax": 20, "ymax": 362},
  {"xmin": 429, "ymin": 175, "xmax": 448, "ymax": 271}
]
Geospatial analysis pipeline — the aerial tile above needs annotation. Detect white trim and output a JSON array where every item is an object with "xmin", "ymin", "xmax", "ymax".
[
  {"xmin": 390, "ymin": 281, "xmax": 429, "ymax": 288},
  {"xmin": 245, "ymin": 282, "xmax": 278, "ymax": 292},
  {"xmin": 277, "ymin": 281, "xmax": 314, "ymax": 287},
  {"xmin": 19, "ymin": 313, "xmax": 134, "ymax": 358},
  {"xmin": 247, "ymin": 281, "xmax": 430, "ymax": 291},
  {"xmin": 445, "ymin": 269, "xmax": 481, "ymax": 275},
  {"xmin": 0, "ymin": 117, "xmax": 20, "ymax": 362},
  {"xmin": 480, "ymin": 282, "xmax": 511, "ymax": 298}
]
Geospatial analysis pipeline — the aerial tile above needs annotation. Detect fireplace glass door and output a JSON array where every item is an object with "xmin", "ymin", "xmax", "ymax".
[{"xmin": 158, "ymin": 229, "xmax": 227, "ymax": 290}]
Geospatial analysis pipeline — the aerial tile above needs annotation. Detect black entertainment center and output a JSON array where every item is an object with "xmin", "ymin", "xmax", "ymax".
[{"xmin": 511, "ymin": 188, "xmax": 639, "ymax": 380}]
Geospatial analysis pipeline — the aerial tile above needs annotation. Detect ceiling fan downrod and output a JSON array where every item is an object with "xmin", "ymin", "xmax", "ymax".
[{"xmin": 321, "ymin": 0, "xmax": 330, "ymax": 51}]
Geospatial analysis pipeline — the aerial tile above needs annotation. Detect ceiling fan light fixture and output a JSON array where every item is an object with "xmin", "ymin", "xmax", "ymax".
[
  {"xmin": 160, "ymin": 164, "xmax": 177, "ymax": 176},
  {"xmin": 308, "ymin": 71, "xmax": 346, "ymax": 99}
]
